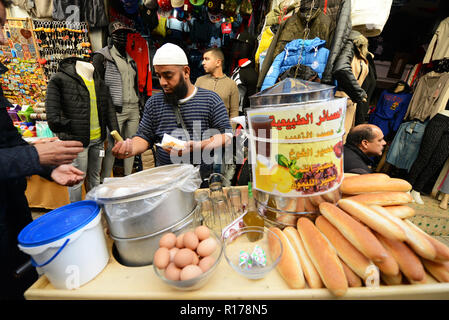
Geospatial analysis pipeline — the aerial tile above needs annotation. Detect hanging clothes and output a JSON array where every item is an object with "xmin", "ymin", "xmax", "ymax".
[
  {"xmin": 386, "ymin": 120, "xmax": 428, "ymax": 172},
  {"xmin": 404, "ymin": 71, "xmax": 449, "ymax": 122},
  {"xmin": 407, "ymin": 113, "xmax": 449, "ymax": 193},
  {"xmin": 126, "ymin": 33, "xmax": 152, "ymax": 97},
  {"xmin": 369, "ymin": 89, "xmax": 412, "ymax": 137},
  {"xmin": 261, "ymin": 37, "xmax": 329, "ymax": 90},
  {"xmin": 423, "ymin": 17, "xmax": 449, "ymax": 64}
]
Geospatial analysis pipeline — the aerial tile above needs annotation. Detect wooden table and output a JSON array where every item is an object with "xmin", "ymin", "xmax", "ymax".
[{"xmin": 24, "ymin": 186, "xmax": 449, "ymax": 300}]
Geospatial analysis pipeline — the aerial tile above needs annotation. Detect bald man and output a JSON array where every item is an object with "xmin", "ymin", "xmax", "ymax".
[{"xmin": 344, "ymin": 124, "xmax": 386, "ymax": 174}]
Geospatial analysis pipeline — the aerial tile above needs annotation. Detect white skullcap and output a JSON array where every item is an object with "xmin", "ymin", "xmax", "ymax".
[{"xmin": 153, "ymin": 43, "xmax": 188, "ymax": 66}]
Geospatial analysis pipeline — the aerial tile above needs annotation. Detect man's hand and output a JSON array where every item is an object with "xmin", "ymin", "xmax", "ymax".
[
  {"xmin": 50, "ymin": 164, "xmax": 85, "ymax": 186},
  {"xmin": 162, "ymin": 141, "xmax": 201, "ymax": 157},
  {"xmin": 112, "ymin": 138, "xmax": 134, "ymax": 159},
  {"xmin": 34, "ymin": 140, "xmax": 84, "ymax": 166}
]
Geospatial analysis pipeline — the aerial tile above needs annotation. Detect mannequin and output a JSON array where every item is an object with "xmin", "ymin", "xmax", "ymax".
[
  {"xmin": 46, "ymin": 57, "xmax": 119, "ymax": 202},
  {"xmin": 409, "ymin": 109, "xmax": 449, "ymax": 205},
  {"xmin": 92, "ymin": 21, "xmax": 141, "ymax": 181}
]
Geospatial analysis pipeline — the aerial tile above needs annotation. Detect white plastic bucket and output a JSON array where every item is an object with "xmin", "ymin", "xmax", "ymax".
[{"xmin": 18, "ymin": 201, "xmax": 109, "ymax": 290}]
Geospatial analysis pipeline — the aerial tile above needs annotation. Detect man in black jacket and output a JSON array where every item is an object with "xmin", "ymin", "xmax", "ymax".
[
  {"xmin": 344, "ymin": 124, "xmax": 386, "ymax": 174},
  {"xmin": 0, "ymin": 0, "xmax": 85, "ymax": 300}
]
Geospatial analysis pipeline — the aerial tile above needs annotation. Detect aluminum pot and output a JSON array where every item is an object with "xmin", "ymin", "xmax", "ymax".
[{"xmin": 110, "ymin": 205, "xmax": 201, "ymax": 267}]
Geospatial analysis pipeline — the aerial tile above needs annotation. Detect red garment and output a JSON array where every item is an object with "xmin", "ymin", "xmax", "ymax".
[{"xmin": 126, "ymin": 33, "xmax": 152, "ymax": 96}]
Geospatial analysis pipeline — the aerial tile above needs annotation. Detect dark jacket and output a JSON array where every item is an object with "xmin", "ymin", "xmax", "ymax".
[
  {"xmin": 46, "ymin": 57, "xmax": 119, "ymax": 147},
  {"xmin": 332, "ymin": 30, "xmax": 369, "ymax": 104},
  {"xmin": 356, "ymin": 53, "xmax": 377, "ymax": 125},
  {"xmin": 0, "ymin": 75, "xmax": 53, "ymax": 298},
  {"xmin": 343, "ymin": 143, "xmax": 373, "ymax": 174},
  {"xmin": 231, "ymin": 59, "xmax": 258, "ymax": 114},
  {"xmin": 257, "ymin": 0, "xmax": 352, "ymax": 89}
]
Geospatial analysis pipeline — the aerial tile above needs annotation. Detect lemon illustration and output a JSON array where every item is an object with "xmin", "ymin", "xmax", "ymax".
[
  {"xmin": 255, "ymin": 160, "xmax": 274, "ymax": 192},
  {"xmin": 270, "ymin": 165, "xmax": 294, "ymax": 193}
]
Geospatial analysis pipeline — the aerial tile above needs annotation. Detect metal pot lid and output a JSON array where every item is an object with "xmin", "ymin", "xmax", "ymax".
[
  {"xmin": 249, "ymin": 78, "xmax": 335, "ymax": 108},
  {"xmin": 88, "ymin": 164, "xmax": 197, "ymax": 202}
]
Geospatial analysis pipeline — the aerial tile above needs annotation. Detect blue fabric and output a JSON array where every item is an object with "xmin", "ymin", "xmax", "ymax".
[
  {"xmin": 369, "ymin": 90, "xmax": 412, "ymax": 137},
  {"xmin": 386, "ymin": 120, "xmax": 428, "ymax": 171},
  {"xmin": 261, "ymin": 37, "xmax": 329, "ymax": 91}
]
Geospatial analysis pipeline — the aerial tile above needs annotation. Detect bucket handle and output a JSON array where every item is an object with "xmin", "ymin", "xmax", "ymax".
[{"xmin": 30, "ymin": 238, "xmax": 70, "ymax": 268}]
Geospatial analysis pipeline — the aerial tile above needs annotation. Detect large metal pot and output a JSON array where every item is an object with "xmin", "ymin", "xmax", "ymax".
[
  {"xmin": 89, "ymin": 164, "xmax": 201, "ymax": 238},
  {"xmin": 110, "ymin": 205, "xmax": 201, "ymax": 267}
]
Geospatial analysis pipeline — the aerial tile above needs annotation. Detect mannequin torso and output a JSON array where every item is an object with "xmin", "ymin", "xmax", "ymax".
[{"xmin": 76, "ymin": 61, "xmax": 95, "ymax": 81}]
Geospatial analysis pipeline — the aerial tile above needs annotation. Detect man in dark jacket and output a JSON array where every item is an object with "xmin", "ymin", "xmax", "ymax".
[
  {"xmin": 344, "ymin": 124, "xmax": 386, "ymax": 174},
  {"xmin": 1, "ymin": 0, "xmax": 85, "ymax": 301}
]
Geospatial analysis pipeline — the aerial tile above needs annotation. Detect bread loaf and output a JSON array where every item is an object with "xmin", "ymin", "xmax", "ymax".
[
  {"xmin": 421, "ymin": 259, "xmax": 449, "ymax": 283},
  {"xmin": 376, "ymin": 232, "xmax": 425, "ymax": 282},
  {"xmin": 321, "ymin": 188, "xmax": 340, "ymax": 204},
  {"xmin": 340, "ymin": 174, "xmax": 411, "ymax": 195},
  {"xmin": 319, "ymin": 202, "xmax": 389, "ymax": 263},
  {"xmin": 370, "ymin": 206, "xmax": 436, "ymax": 261},
  {"xmin": 371, "ymin": 238, "xmax": 400, "ymax": 276},
  {"xmin": 345, "ymin": 192, "xmax": 413, "ymax": 206},
  {"xmin": 297, "ymin": 218, "xmax": 348, "ymax": 297},
  {"xmin": 381, "ymin": 272, "xmax": 403, "ymax": 286},
  {"xmin": 383, "ymin": 205, "xmax": 416, "ymax": 219},
  {"xmin": 309, "ymin": 195, "xmax": 326, "ymax": 207},
  {"xmin": 339, "ymin": 258, "xmax": 362, "ymax": 287},
  {"xmin": 315, "ymin": 215, "xmax": 373, "ymax": 280},
  {"xmin": 283, "ymin": 227, "xmax": 323, "ymax": 289},
  {"xmin": 338, "ymin": 199, "xmax": 407, "ymax": 241},
  {"xmin": 409, "ymin": 272, "xmax": 439, "ymax": 285},
  {"xmin": 403, "ymin": 220, "xmax": 449, "ymax": 262},
  {"xmin": 295, "ymin": 197, "xmax": 305, "ymax": 212},
  {"xmin": 267, "ymin": 227, "xmax": 306, "ymax": 289}
]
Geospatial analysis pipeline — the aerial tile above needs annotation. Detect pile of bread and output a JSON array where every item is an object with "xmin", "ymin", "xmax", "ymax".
[{"xmin": 267, "ymin": 173, "xmax": 449, "ymax": 297}]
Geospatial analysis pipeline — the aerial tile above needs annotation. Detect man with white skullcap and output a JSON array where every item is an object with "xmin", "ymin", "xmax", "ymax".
[{"xmin": 112, "ymin": 43, "xmax": 232, "ymax": 186}]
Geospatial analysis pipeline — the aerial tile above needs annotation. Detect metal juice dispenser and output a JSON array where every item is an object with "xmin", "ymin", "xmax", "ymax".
[{"xmin": 246, "ymin": 78, "xmax": 347, "ymax": 227}]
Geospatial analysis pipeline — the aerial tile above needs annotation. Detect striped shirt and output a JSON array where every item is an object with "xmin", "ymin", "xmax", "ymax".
[{"xmin": 135, "ymin": 87, "xmax": 232, "ymax": 166}]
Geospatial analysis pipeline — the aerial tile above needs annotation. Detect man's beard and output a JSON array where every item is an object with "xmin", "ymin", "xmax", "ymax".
[{"xmin": 163, "ymin": 77, "xmax": 189, "ymax": 106}]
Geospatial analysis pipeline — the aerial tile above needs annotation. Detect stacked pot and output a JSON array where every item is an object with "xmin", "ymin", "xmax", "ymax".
[{"xmin": 87, "ymin": 164, "xmax": 202, "ymax": 266}]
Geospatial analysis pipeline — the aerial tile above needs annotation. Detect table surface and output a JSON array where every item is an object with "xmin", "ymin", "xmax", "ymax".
[{"xmin": 24, "ymin": 186, "xmax": 449, "ymax": 300}]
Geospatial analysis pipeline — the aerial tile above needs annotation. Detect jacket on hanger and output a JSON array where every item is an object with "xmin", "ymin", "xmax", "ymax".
[
  {"xmin": 92, "ymin": 46, "xmax": 140, "ymax": 113},
  {"xmin": 231, "ymin": 59, "xmax": 258, "ymax": 113},
  {"xmin": 46, "ymin": 57, "xmax": 119, "ymax": 147},
  {"xmin": 261, "ymin": 37, "xmax": 329, "ymax": 90},
  {"xmin": 423, "ymin": 17, "xmax": 449, "ymax": 64}
]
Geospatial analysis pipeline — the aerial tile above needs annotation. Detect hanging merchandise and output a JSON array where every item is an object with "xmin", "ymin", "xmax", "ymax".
[
  {"xmin": 423, "ymin": 17, "xmax": 449, "ymax": 64},
  {"xmin": 350, "ymin": 0, "xmax": 393, "ymax": 37},
  {"xmin": 52, "ymin": 0, "xmax": 84, "ymax": 22},
  {"xmin": 0, "ymin": 18, "xmax": 46, "ymax": 106},
  {"xmin": 32, "ymin": 20, "xmax": 92, "ymax": 80},
  {"xmin": 84, "ymin": 0, "xmax": 109, "ymax": 27},
  {"xmin": 126, "ymin": 32, "xmax": 152, "ymax": 97}
]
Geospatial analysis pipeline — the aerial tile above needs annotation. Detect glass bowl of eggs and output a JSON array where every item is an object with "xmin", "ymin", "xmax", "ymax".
[
  {"xmin": 152, "ymin": 225, "xmax": 223, "ymax": 291},
  {"xmin": 223, "ymin": 226, "xmax": 283, "ymax": 280}
]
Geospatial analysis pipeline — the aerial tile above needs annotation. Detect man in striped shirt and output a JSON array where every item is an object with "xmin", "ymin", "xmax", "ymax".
[{"xmin": 112, "ymin": 43, "xmax": 232, "ymax": 184}]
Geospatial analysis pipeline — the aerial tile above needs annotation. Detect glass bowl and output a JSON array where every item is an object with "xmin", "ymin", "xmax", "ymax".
[
  {"xmin": 153, "ymin": 227, "xmax": 223, "ymax": 291},
  {"xmin": 223, "ymin": 227, "xmax": 283, "ymax": 280}
]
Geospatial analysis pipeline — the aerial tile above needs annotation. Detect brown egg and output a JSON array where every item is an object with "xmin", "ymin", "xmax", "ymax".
[
  {"xmin": 194, "ymin": 225, "xmax": 210, "ymax": 241},
  {"xmin": 197, "ymin": 237, "xmax": 217, "ymax": 257},
  {"xmin": 180, "ymin": 265, "xmax": 203, "ymax": 281},
  {"xmin": 169, "ymin": 247, "xmax": 179, "ymax": 262},
  {"xmin": 183, "ymin": 231, "xmax": 199, "ymax": 250},
  {"xmin": 159, "ymin": 232, "xmax": 177, "ymax": 249},
  {"xmin": 164, "ymin": 262, "xmax": 181, "ymax": 281},
  {"xmin": 153, "ymin": 247, "xmax": 170, "ymax": 269},
  {"xmin": 174, "ymin": 248, "xmax": 195, "ymax": 268},
  {"xmin": 192, "ymin": 253, "xmax": 199, "ymax": 265},
  {"xmin": 198, "ymin": 256, "xmax": 216, "ymax": 272},
  {"xmin": 176, "ymin": 233, "xmax": 185, "ymax": 249}
]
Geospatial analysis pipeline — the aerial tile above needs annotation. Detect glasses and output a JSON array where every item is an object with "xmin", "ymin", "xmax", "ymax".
[{"xmin": 227, "ymin": 187, "xmax": 243, "ymax": 217}]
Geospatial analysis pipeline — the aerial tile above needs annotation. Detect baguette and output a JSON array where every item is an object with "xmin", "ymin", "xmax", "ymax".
[
  {"xmin": 371, "ymin": 239, "xmax": 400, "ymax": 276},
  {"xmin": 295, "ymin": 197, "xmax": 305, "ymax": 212},
  {"xmin": 421, "ymin": 259, "xmax": 449, "ymax": 283},
  {"xmin": 283, "ymin": 227, "xmax": 323, "ymax": 289},
  {"xmin": 409, "ymin": 272, "xmax": 439, "ymax": 285},
  {"xmin": 267, "ymin": 227, "xmax": 306, "ymax": 289},
  {"xmin": 315, "ymin": 215, "xmax": 373, "ymax": 280},
  {"xmin": 338, "ymin": 199, "xmax": 407, "ymax": 241},
  {"xmin": 341, "ymin": 173, "xmax": 411, "ymax": 195},
  {"xmin": 370, "ymin": 206, "xmax": 437, "ymax": 261},
  {"xmin": 297, "ymin": 218, "xmax": 348, "ymax": 296},
  {"xmin": 383, "ymin": 205, "xmax": 416, "ymax": 219},
  {"xmin": 319, "ymin": 202, "xmax": 389, "ymax": 263},
  {"xmin": 381, "ymin": 272, "xmax": 403, "ymax": 286},
  {"xmin": 304, "ymin": 197, "xmax": 318, "ymax": 213},
  {"xmin": 404, "ymin": 220, "xmax": 449, "ymax": 262},
  {"xmin": 339, "ymin": 258, "xmax": 362, "ymax": 287},
  {"xmin": 376, "ymin": 232, "xmax": 425, "ymax": 282},
  {"xmin": 321, "ymin": 188, "xmax": 340, "ymax": 204},
  {"xmin": 346, "ymin": 192, "xmax": 413, "ymax": 206},
  {"xmin": 309, "ymin": 195, "xmax": 326, "ymax": 207}
]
